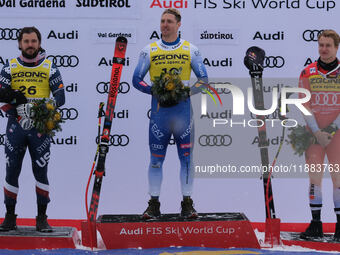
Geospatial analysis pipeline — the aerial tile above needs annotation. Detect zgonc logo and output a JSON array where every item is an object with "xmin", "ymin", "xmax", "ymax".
[{"xmin": 150, "ymin": 0, "xmax": 188, "ymax": 8}]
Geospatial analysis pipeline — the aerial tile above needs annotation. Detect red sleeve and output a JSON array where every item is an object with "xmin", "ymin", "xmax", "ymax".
[{"xmin": 298, "ymin": 67, "xmax": 311, "ymax": 110}]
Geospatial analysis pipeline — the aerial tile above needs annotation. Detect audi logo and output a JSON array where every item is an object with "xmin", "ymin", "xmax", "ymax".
[
  {"xmin": 57, "ymin": 108, "xmax": 79, "ymax": 120},
  {"xmin": 0, "ymin": 134, "xmax": 5, "ymax": 145},
  {"xmin": 147, "ymin": 109, "xmax": 151, "ymax": 119},
  {"xmin": 263, "ymin": 56, "xmax": 285, "ymax": 68},
  {"xmin": 312, "ymin": 92, "xmax": 340, "ymax": 106},
  {"xmin": 96, "ymin": 81, "xmax": 130, "ymax": 94},
  {"xmin": 96, "ymin": 134, "xmax": 129, "ymax": 146},
  {"xmin": 0, "ymin": 28, "xmax": 20, "ymax": 40},
  {"xmin": 47, "ymin": 55, "xmax": 79, "ymax": 67},
  {"xmin": 303, "ymin": 30, "xmax": 323, "ymax": 42},
  {"xmin": 198, "ymin": 135, "xmax": 232, "ymax": 146}
]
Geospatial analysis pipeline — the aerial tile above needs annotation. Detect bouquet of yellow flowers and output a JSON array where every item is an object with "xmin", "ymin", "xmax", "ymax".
[
  {"xmin": 151, "ymin": 68, "xmax": 190, "ymax": 107},
  {"xmin": 288, "ymin": 123, "xmax": 338, "ymax": 156},
  {"xmin": 287, "ymin": 125, "xmax": 316, "ymax": 156},
  {"xmin": 31, "ymin": 99, "xmax": 63, "ymax": 136}
]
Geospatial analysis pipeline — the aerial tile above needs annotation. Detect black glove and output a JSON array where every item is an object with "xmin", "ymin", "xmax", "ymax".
[
  {"xmin": 0, "ymin": 87, "xmax": 27, "ymax": 105},
  {"xmin": 0, "ymin": 87, "xmax": 15, "ymax": 103},
  {"xmin": 244, "ymin": 46, "xmax": 265, "ymax": 72},
  {"xmin": 12, "ymin": 90, "xmax": 28, "ymax": 105}
]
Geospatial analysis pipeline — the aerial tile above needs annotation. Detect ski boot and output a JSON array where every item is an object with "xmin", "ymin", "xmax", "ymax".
[
  {"xmin": 181, "ymin": 197, "xmax": 198, "ymax": 219},
  {"xmin": 142, "ymin": 199, "xmax": 161, "ymax": 219},
  {"xmin": 300, "ymin": 220, "xmax": 323, "ymax": 240},
  {"xmin": 36, "ymin": 215, "xmax": 53, "ymax": 232},
  {"xmin": 0, "ymin": 213, "xmax": 17, "ymax": 231}
]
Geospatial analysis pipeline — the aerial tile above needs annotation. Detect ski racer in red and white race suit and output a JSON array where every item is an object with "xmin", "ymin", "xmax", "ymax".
[{"xmin": 299, "ymin": 29, "xmax": 340, "ymax": 241}]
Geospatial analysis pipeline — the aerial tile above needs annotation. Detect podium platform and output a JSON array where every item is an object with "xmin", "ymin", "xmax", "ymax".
[
  {"xmin": 0, "ymin": 226, "xmax": 80, "ymax": 250},
  {"xmin": 81, "ymin": 212, "xmax": 260, "ymax": 249},
  {"xmin": 281, "ymin": 231, "xmax": 340, "ymax": 252}
]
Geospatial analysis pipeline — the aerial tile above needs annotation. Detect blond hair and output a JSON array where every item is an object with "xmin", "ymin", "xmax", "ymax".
[
  {"xmin": 162, "ymin": 8, "xmax": 181, "ymax": 22},
  {"xmin": 318, "ymin": 29, "xmax": 340, "ymax": 47}
]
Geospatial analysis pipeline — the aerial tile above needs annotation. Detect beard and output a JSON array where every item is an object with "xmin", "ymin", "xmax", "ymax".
[{"xmin": 21, "ymin": 47, "xmax": 39, "ymax": 59}]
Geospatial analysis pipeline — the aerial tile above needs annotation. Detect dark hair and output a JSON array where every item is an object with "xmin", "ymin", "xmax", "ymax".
[
  {"xmin": 18, "ymin": 26, "xmax": 42, "ymax": 44},
  {"xmin": 318, "ymin": 29, "xmax": 340, "ymax": 47},
  {"xmin": 162, "ymin": 8, "xmax": 181, "ymax": 22}
]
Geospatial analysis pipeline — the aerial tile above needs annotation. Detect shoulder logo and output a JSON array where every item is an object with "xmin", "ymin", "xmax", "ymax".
[
  {"xmin": 183, "ymin": 45, "xmax": 189, "ymax": 51},
  {"xmin": 11, "ymin": 63, "xmax": 17, "ymax": 68},
  {"xmin": 151, "ymin": 47, "xmax": 158, "ymax": 52},
  {"xmin": 43, "ymin": 63, "xmax": 50, "ymax": 69},
  {"xmin": 310, "ymin": 67, "xmax": 316, "ymax": 74}
]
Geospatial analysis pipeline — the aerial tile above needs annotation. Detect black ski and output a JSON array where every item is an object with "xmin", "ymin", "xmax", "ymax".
[
  {"xmin": 244, "ymin": 47, "xmax": 276, "ymax": 219},
  {"xmin": 87, "ymin": 36, "xmax": 127, "ymax": 247}
]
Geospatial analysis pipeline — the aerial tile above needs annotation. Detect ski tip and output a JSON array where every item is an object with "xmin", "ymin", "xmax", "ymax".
[{"xmin": 116, "ymin": 36, "xmax": 128, "ymax": 44}]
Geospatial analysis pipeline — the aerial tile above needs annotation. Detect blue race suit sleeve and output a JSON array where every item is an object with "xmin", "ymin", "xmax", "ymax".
[
  {"xmin": 0, "ymin": 62, "xmax": 17, "ymax": 115},
  {"xmin": 190, "ymin": 43, "xmax": 208, "ymax": 95},
  {"xmin": 49, "ymin": 63, "xmax": 65, "ymax": 107},
  {"xmin": 132, "ymin": 45, "xmax": 152, "ymax": 95}
]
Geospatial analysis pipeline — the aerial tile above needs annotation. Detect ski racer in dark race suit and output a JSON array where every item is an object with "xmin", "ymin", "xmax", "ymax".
[
  {"xmin": 299, "ymin": 30, "xmax": 340, "ymax": 241},
  {"xmin": 0, "ymin": 27, "xmax": 65, "ymax": 232},
  {"xmin": 132, "ymin": 8, "xmax": 208, "ymax": 219}
]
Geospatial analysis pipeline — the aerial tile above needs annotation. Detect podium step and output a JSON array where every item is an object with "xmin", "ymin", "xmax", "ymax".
[
  {"xmin": 0, "ymin": 226, "xmax": 80, "ymax": 250},
  {"xmin": 82, "ymin": 212, "xmax": 260, "ymax": 249},
  {"xmin": 281, "ymin": 231, "xmax": 340, "ymax": 252}
]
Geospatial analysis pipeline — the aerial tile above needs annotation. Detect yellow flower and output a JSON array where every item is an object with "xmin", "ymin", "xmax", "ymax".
[
  {"xmin": 46, "ymin": 103, "xmax": 55, "ymax": 111},
  {"xmin": 165, "ymin": 82, "xmax": 175, "ymax": 91},
  {"xmin": 53, "ymin": 112, "xmax": 61, "ymax": 122},
  {"xmin": 46, "ymin": 120, "xmax": 55, "ymax": 130},
  {"xmin": 163, "ymin": 73, "xmax": 171, "ymax": 81}
]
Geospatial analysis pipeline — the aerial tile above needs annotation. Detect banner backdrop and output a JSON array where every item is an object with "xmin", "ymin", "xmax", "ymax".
[{"xmin": 0, "ymin": 0, "xmax": 339, "ymax": 223}]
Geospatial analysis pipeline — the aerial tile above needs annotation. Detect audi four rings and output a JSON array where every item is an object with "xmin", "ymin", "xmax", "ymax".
[
  {"xmin": 198, "ymin": 135, "xmax": 232, "ymax": 147},
  {"xmin": 0, "ymin": 28, "xmax": 20, "ymax": 40},
  {"xmin": 303, "ymin": 30, "xmax": 323, "ymax": 42},
  {"xmin": 263, "ymin": 56, "xmax": 285, "ymax": 68},
  {"xmin": 96, "ymin": 134, "xmax": 129, "ymax": 146},
  {"xmin": 57, "ymin": 108, "xmax": 79, "ymax": 120},
  {"xmin": 0, "ymin": 134, "xmax": 5, "ymax": 145},
  {"xmin": 312, "ymin": 92, "xmax": 340, "ymax": 106},
  {"xmin": 96, "ymin": 81, "xmax": 130, "ymax": 94},
  {"xmin": 47, "ymin": 55, "xmax": 79, "ymax": 67}
]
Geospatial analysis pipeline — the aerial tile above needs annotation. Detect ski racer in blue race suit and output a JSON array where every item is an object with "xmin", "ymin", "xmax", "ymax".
[
  {"xmin": 0, "ymin": 27, "xmax": 65, "ymax": 232},
  {"xmin": 132, "ymin": 8, "xmax": 208, "ymax": 219}
]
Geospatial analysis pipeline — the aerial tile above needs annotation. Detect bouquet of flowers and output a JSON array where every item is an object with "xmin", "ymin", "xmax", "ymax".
[
  {"xmin": 287, "ymin": 125, "xmax": 316, "ymax": 156},
  {"xmin": 151, "ymin": 68, "xmax": 190, "ymax": 107},
  {"xmin": 31, "ymin": 98, "xmax": 63, "ymax": 136}
]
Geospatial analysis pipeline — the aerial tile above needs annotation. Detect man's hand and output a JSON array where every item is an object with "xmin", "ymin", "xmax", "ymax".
[
  {"xmin": 314, "ymin": 130, "xmax": 332, "ymax": 147},
  {"xmin": 17, "ymin": 103, "xmax": 34, "ymax": 118}
]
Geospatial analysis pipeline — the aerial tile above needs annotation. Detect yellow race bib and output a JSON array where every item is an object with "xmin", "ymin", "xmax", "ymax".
[
  {"xmin": 149, "ymin": 40, "xmax": 191, "ymax": 82},
  {"xmin": 10, "ymin": 58, "xmax": 51, "ymax": 99}
]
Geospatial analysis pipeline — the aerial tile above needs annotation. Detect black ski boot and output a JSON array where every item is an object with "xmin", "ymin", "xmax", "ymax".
[
  {"xmin": 142, "ymin": 199, "xmax": 161, "ymax": 219},
  {"xmin": 181, "ymin": 197, "xmax": 198, "ymax": 219},
  {"xmin": 36, "ymin": 215, "xmax": 53, "ymax": 232},
  {"xmin": 300, "ymin": 220, "xmax": 323, "ymax": 240},
  {"xmin": 0, "ymin": 213, "xmax": 17, "ymax": 231},
  {"xmin": 334, "ymin": 222, "xmax": 340, "ymax": 242}
]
